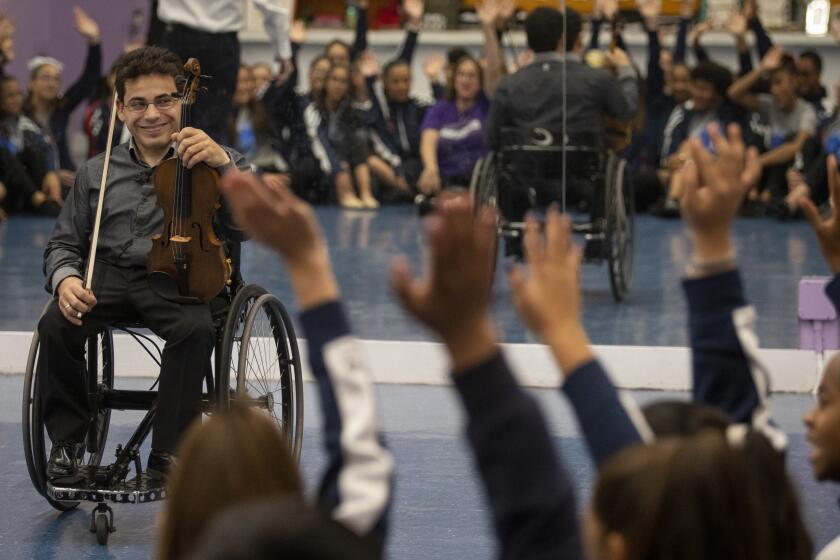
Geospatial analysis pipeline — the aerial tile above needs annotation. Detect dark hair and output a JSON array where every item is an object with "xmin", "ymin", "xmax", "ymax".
[
  {"xmin": 446, "ymin": 47, "xmax": 471, "ymax": 67},
  {"xmin": 325, "ymin": 39, "xmax": 352, "ymax": 61},
  {"xmin": 595, "ymin": 432, "xmax": 771, "ymax": 560},
  {"xmin": 772, "ymin": 54, "xmax": 798, "ymax": 78},
  {"xmin": 314, "ymin": 62, "xmax": 353, "ymax": 118},
  {"xmin": 690, "ymin": 61, "xmax": 733, "ymax": 99},
  {"xmin": 525, "ymin": 7, "xmax": 565, "ymax": 53},
  {"xmin": 799, "ymin": 50, "xmax": 822, "ymax": 74},
  {"xmin": 113, "ymin": 46, "xmax": 182, "ymax": 101},
  {"xmin": 642, "ymin": 401, "xmax": 812, "ymax": 560},
  {"xmin": 445, "ymin": 55, "xmax": 483, "ymax": 102},
  {"xmin": 186, "ymin": 499, "xmax": 379, "ymax": 560},
  {"xmin": 157, "ymin": 405, "xmax": 304, "ymax": 560},
  {"xmin": 563, "ymin": 8, "xmax": 583, "ymax": 52},
  {"xmin": 383, "ymin": 58, "xmax": 410, "ymax": 79},
  {"xmin": 228, "ymin": 65, "xmax": 273, "ymax": 152}
]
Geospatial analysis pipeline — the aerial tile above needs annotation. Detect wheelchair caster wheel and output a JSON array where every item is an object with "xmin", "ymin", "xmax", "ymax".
[{"xmin": 90, "ymin": 503, "xmax": 115, "ymax": 545}]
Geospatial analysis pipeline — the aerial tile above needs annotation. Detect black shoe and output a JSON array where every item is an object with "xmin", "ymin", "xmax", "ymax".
[
  {"xmin": 415, "ymin": 194, "xmax": 436, "ymax": 216},
  {"xmin": 147, "ymin": 450, "xmax": 177, "ymax": 481},
  {"xmin": 47, "ymin": 441, "xmax": 84, "ymax": 481}
]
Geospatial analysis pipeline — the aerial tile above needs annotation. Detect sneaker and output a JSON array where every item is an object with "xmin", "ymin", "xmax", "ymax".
[
  {"xmin": 47, "ymin": 441, "xmax": 84, "ymax": 481},
  {"xmin": 146, "ymin": 450, "xmax": 177, "ymax": 481},
  {"xmin": 415, "ymin": 194, "xmax": 436, "ymax": 217}
]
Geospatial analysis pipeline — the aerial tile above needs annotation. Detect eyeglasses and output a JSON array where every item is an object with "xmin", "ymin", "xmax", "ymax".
[{"xmin": 124, "ymin": 94, "xmax": 182, "ymax": 113}]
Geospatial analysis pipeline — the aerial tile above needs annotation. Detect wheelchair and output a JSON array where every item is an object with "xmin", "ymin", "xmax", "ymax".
[
  {"xmin": 20, "ymin": 245, "xmax": 304, "ymax": 545},
  {"xmin": 470, "ymin": 127, "xmax": 635, "ymax": 302}
]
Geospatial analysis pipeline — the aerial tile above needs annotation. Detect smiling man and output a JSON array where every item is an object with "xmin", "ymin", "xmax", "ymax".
[{"xmin": 39, "ymin": 46, "xmax": 248, "ymax": 483}]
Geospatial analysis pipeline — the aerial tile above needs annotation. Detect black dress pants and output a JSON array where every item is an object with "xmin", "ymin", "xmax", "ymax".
[
  {"xmin": 157, "ymin": 23, "xmax": 240, "ymax": 145},
  {"xmin": 38, "ymin": 263, "xmax": 215, "ymax": 453}
]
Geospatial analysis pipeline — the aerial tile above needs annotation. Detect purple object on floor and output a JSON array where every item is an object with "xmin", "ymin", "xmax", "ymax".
[{"xmin": 799, "ymin": 277, "xmax": 839, "ymax": 351}]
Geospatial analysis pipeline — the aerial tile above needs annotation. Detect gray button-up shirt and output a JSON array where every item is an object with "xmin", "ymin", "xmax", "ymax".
[{"xmin": 44, "ymin": 140, "xmax": 248, "ymax": 293}]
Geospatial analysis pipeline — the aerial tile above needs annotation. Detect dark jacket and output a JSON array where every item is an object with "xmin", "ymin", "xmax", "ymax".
[{"xmin": 485, "ymin": 52, "xmax": 638, "ymax": 150}]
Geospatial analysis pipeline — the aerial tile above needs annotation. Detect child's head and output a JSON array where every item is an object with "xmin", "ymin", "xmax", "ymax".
[
  {"xmin": 669, "ymin": 63, "xmax": 692, "ymax": 105},
  {"xmin": 587, "ymin": 432, "xmax": 770, "ymax": 560},
  {"xmin": 770, "ymin": 55, "xmax": 799, "ymax": 111},
  {"xmin": 383, "ymin": 59, "xmax": 411, "ymax": 103},
  {"xmin": 325, "ymin": 40, "xmax": 352, "ymax": 67},
  {"xmin": 805, "ymin": 354, "xmax": 840, "ymax": 481},
  {"xmin": 309, "ymin": 55, "xmax": 332, "ymax": 95},
  {"xmin": 690, "ymin": 61, "xmax": 732, "ymax": 113},
  {"xmin": 158, "ymin": 406, "xmax": 303, "ymax": 560}
]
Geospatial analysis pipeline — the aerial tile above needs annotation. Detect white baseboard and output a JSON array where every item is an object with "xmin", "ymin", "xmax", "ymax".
[{"xmin": 0, "ymin": 331, "xmax": 831, "ymax": 393}]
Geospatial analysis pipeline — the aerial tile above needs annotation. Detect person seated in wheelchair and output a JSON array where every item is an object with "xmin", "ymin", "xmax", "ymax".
[
  {"xmin": 40, "ymin": 46, "xmax": 249, "ymax": 483},
  {"xmin": 484, "ymin": 6, "xmax": 639, "ymax": 218}
]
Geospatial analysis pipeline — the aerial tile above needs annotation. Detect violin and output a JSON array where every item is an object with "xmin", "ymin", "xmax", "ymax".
[{"xmin": 147, "ymin": 58, "xmax": 231, "ymax": 304}]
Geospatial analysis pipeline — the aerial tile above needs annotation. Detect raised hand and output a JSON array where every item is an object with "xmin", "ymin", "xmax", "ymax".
[
  {"xmin": 605, "ymin": 47, "xmax": 631, "ymax": 67},
  {"xmin": 725, "ymin": 8, "xmax": 748, "ymax": 37},
  {"xmin": 496, "ymin": 0, "xmax": 516, "ymax": 27},
  {"xmin": 602, "ymin": 0, "xmax": 620, "ymax": 21},
  {"xmin": 680, "ymin": 0, "xmax": 696, "ymax": 18},
  {"xmin": 221, "ymin": 170, "xmax": 338, "ymax": 308},
  {"xmin": 680, "ymin": 123, "xmax": 761, "ymax": 260},
  {"xmin": 801, "ymin": 157, "xmax": 840, "ymax": 273},
  {"xmin": 357, "ymin": 50, "xmax": 381, "ymax": 78},
  {"xmin": 743, "ymin": 0, "xmax": 756, "ymax": 20},
  {"xmin": 760, "ymin": 45, "xmax": 785, "ymax": 72},
  {"xmin": 637, "ymin": 0, "xmax": 660, "ymax": 29},
  {"xmin": 74, "ymin": 7, "xmax": 100, "ymax": 45},
  {"xmin": 422, "ymin": 54, "xmax": 445, "ymax": 81},
  {"xmin": 477, "ymin": 0, "xmax": 500, "ymax": 27},
  {"xmin": 290, "ymin": 19, "xmax": 307, "ymax": 44},
  {"xmin": 403, "ymin": 0, "xmax": 425, "ymax": 27},
  {"xmin": 690, "ymin": 20, "xmax": 713, "ymax": 44},
  {"xmin": 508, "ymin": 208, "xmax": 593, "ymax": 374},
  {"xmin": 391, "ymin": 195, "xmax": 498, "ymax": 369}
]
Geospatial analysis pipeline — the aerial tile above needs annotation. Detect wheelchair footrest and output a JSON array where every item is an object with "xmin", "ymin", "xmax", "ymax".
[{"xmin": 47, "ymin": 466, "xmax": 167, "ymax": 505}]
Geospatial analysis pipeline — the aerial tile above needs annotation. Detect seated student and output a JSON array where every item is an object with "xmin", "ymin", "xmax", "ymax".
[
  {"xmin": 40, "ymin": 46, "xmax": 248, "ymax": 483},
  {"xmin": 304, "ymin": 62, "xmax": 378, "ymax": 209},
  {"xmin": 797, "ymin": 51, "xmax": 831, "ymax": 126},
  {"xmin": 416, "ymin": 0, "xmax": 505, "ymax": 197},
  {"xmin": 424, "ymin": 47, "xmax": 471, "ymax": 102},
  {"xmin": 390, "ymin": 193, "xmax": 779, "ymax": 560},
  {"xmin": 654, "ymin": 62, "xmax": 740, "ymax": 217},
  {"xmin": 357, "ymin": 0, "xmax": 426, "ymax": 197},
  {"xmin": 728, "ymin": 47, "xmax": 818, "ymax": 215},
  {"xmin": 0, "ymin": 75, "xmax": 62, "ymax": 214},
  {"xmin": 24, "ymin": 7, "xmax": 101, "ymax": 190}
]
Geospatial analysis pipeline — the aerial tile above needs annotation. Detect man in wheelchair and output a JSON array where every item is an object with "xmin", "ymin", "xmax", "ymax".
[
  {"xmin": 39, "ymin": 47, "xmax": 248, "ymax": 483},
  {"xmin": 484, "ymin": 6, "xmax": 639, "ymax": 220}
]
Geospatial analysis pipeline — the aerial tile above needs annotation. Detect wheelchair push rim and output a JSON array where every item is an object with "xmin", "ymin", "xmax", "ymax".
[
  {"xmin": 218, "ymin": 284, "xmax": 304, "ymax": 463},
  {"xmin": 605, "ymin": 155, "xmax": 635, "ymax": 302}
]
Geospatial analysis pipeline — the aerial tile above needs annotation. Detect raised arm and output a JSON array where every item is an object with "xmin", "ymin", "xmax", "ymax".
[
  {"xmin": 679, "ymin": 123, "xmax": 786, "ymax": 449},
  {"xmin": 251, "ymin": 0, "xmax": 292, "ymax": 72},
  {"xmin": 60, "ymin": 8, "xmax": 102, "ymax": 115},
  {"xmin": 728, "ymin": 46, "xmax": 785, "ymax": 112},
  {"xmin": 744, "ymin": 0, "xmax": 773, "ymax": 60},
  {"xmin": 802, "ymin": 156, "xmax": 840, "ymax": 313},
  {"xmin": 601, "ymin": 49, "xmax": 639, "ymax": 122},
  {"xmin": 508, "ymin": 208, "xmax": 647, "ymax": 467},
  {"xmin": 691, "ymin": 20, "xmax": 712, "ymax": 63},
  {"xmin": 477, "ymin": 0, "xmax": 505, "ymax": 99},
  {"xmin": 674, "ymin": 0, "xmax": 692, "ymax": 64},
  {"xmin": 725, "ymin": 9, "xmax": 753, "ymax": 76},
  {"xmin": 395, "ymin": 0, "xmax": 424, "ymax": 63},
  {"xmin": 220, "ymin": 171, "xmax": 394, "ymax": 543},
  {"xmin": 351, "ymin": 0, "xmax": 369, "ymax": 60},
  {"xmin": 391, "ymin": 197, "xmax": 584, "ymax": 560}
]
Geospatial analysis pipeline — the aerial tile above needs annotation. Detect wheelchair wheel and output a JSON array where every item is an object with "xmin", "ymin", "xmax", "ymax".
[
  {"xmin": 22, "ymin": 322, "xmax": 114, "ymax": 512},
  {"xmin": 469, "ymin": 154, "xmax": 501, "ymax": 280},
  {"xmin": 218, "ymin": 284, "xmax": 304, "ymax": 462},
  {"xmin": 605, "ymin": 154, "xmax": 635, "ymax": 302}
]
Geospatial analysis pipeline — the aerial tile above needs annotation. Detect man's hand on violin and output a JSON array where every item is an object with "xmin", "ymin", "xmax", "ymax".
[
  {"xmin": 171, "ymin": 127, "xmax": 231, "ymax": 170},
  {"xmin": 57, "ymin": 276, "xmax": 97, "ymax": 327}
]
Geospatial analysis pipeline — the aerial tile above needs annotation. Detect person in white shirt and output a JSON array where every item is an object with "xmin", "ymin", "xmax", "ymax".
[{"xmin": 153, "ymin": 0, "xmax": 291, "ymax": 144}]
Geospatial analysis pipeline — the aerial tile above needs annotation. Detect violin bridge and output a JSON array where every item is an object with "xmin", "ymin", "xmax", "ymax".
[{"xmin": 169, "ymin": 235, "xmax": 193, "ymax": 243}]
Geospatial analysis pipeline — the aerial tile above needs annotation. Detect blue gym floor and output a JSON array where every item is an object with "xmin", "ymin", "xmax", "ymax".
[
  {"xmin": 0, "ymin": 208, "xmax": 837, "ymax": 558},
  {"xmin": 0, "ymin": 207, "xmax": 831, "ymax": 348}
]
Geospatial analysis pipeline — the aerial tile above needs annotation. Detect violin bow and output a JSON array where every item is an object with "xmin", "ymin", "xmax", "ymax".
[{"xmin": 84, "ymin": 90, "xmax": 119, "ymax": 292}]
